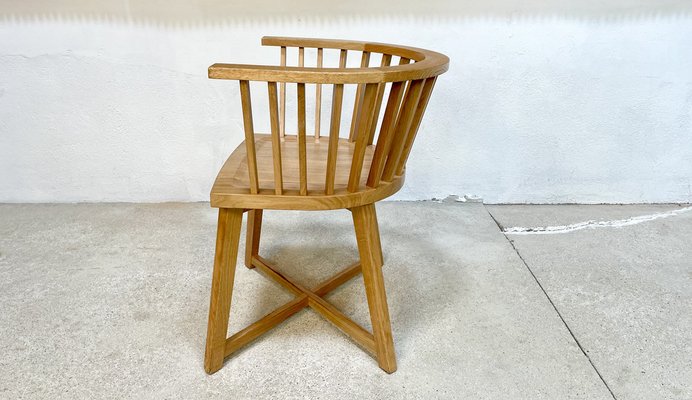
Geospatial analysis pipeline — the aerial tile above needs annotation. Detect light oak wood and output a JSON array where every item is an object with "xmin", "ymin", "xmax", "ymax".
[
  {"xmin": 381, "ymin": 79, "xmax": 425, "ymax": 182},
  {"xmin": 348, "ymin": 83, "xmax": 379, "ymax": 193},
  {"xmin": 349, "ymin": 51, "xmax": 371, "ymax": 142},
  {"xmin": 312, "ymin": 261, "xmax": 361, "ymax": 296},
  {"xmin": 222, "ymin": 260, "xmax": 365, "ymax": 357},
  {"xmin": 367, "ymin": 54, "xmax": 393, "ymax": 145},
  {"xmin": 211, "ymin": 134, "xmax": 383, "ymax": 209},
  {"xmin": 239, "ymin": 80, "xmax": 259, "ymax": 194},
  {"xmin": 211, "ymin": 178, "xmax": 404, "ymax": 211},
  {"xmin": 324, "ymin": 49, "xmax": 348, "ymax": 195},
  {"xmin": 225, "ymin": 295, "xmax": 308, "ymax": 356},
  {"xmin": 204, "ymin": 208, "xmax": 243, "ymax": 374},
  {"xmin": 279, "ymin": 46, "xmax": 286, "ymax": 139},
  {"xmin": 307, "ymin": 292, "xmax": 376, "ymax": 355},
  {"xmin": 314, "ymin": 47, "xmax": 323, "ymax": 141},
  {"xmin": 244, "ymin": 209, "xmax": 262, "ymax": 268},
  {"xmin": 209, "ymin": 37, "xmax": 449, "ymax": 84},
  {"xmin": 203, "ymin": 36, "xmax": 447, "ymax": 374},
  {"xmin": 352, "ymin": 203, "xmax": 396, "ymax": 372},
  {"xmin": 367, "ymin": 81, "xmax": 405, "ymax": 188},
  {"xmin": 251, "ymin": 256, "xmax": 376, "ymax": 355},
  {"xmin": 325, "ymin": 82, "xmax": 344, "ymax": 195},
  {"xmin": 297, "ymin": 82, "xmax": 308, "ymax": 195},
  {"xmin": 267, "ymin": 82, "xmax": 283, "ymax": 194},
  {"xmin": 397, "ymin": 77, "xmax": 437, "ymax": 175},
  {"xmin": 338, "ymin": 48, "xmax": 348, "ymax": 69}
]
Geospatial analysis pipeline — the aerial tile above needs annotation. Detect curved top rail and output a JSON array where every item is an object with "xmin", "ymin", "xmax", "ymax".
[{"xmin": 208, "ymin": 36, "xmax": 449, "ymax": 84}]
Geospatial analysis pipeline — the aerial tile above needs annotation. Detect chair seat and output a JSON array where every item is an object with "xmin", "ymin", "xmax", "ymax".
[{"xmin": 210, "ymin": 134, "xmax": 404, "ymax": 210}]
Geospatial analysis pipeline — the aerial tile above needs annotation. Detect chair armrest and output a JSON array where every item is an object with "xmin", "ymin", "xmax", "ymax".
[{"xmin": 208, "ymin": 63, "xmax": 388, "ymax": 84}]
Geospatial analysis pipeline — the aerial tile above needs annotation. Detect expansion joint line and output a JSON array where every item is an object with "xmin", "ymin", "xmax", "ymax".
[{"xmin": 486, "ymin": 206, "xmax": 617, "ymax": 400}]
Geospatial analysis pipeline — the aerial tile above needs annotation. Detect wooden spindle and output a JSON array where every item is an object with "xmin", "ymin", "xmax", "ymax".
[
  {"xmin": 239, "ymin": 80, "xmax": 259, "ymax": 194},
  {"xmin": 267, "ymin": 82, "xmax": 283, "ymax": 194},
  {"xmin": 324, "ymin": 50, "xmax": 348, "ymax": 195},
  {"xmin": 348, "ymin": 51, "xmax": 371, "ymax": 142},
  {"xmin": 366, "ymin": 54, "xmax": 393, "ymax": 145},
  {"xmin": 339, "ymin": 49, "xmax": 348, "ymax": 68},
  {"xmin": 325, "ymin": 83, "xmax": 344, "ymax": 195},
  {"xmin": 396, "ymin": 77, "xmax": 437, "ymax": 176},
  {"xmin": 314, "ymin": 48, "xmax": 323, "ymax": 142},
  {"xmin": 279, "ymin": 46, "xmax": 287, "ymax": 140},
  {"xmin": 381, "ymin": 79, "xmax": 425, "ymax": 182},
  {"xmin": 366, "ymin": 80, "xmax": 406, "ymax": 188},
  {"xmin": 347, "ymin": 83, "xmax": 379, "ymax": 192},
  {"xmin": 297, "ymin": 82, "xmax": 308, "ymax": 195}
]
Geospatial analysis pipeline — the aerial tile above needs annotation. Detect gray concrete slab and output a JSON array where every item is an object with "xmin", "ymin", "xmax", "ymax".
[
  {"xmin": 487, "ymin": 204, "xmax": 692, "ymax": 400},
  {"xmin": 0, "ymin": 202, "xmax": 610, "ymax": 399}
]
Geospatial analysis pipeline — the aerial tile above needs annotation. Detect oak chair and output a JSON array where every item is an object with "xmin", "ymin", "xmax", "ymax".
[{"xmin": 204, "ymin": 36, "xmax": 449, "ymax": 374}]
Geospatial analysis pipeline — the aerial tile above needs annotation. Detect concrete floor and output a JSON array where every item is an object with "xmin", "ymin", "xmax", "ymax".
[{"xmin": 0, "ymin": 202, "xmax": 690, "ymax": 399}]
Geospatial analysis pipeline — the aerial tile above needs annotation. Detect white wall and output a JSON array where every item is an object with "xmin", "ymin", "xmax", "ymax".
[{"xmin": 1, "ymin": 1, "xmax": 691, "ymax": 203}]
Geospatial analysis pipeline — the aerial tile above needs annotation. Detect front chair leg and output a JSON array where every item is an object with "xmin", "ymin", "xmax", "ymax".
[
  {"xmin": 244, "ymin": 209, "xmax": 263, "ymax": 269},
  {"xmin": 351, "ymin": 203, "xmax": 397, "ymax": 373},
  {"xmin": 204, "ymin": 208, "xmax": 244, "ymax": 374}
]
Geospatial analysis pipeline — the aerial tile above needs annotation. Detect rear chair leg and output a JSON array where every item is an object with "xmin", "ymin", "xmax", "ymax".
[
  {"xmin": 244, "ymin": 209, "xmax": 263, "ymax": 269},
  {"xmin": 351, "ymin": 203, "xmax": 397, "ymax": 373},
  {"xmin": 204, "ymin": 208, "xmax": 244, "ymax": 374}
]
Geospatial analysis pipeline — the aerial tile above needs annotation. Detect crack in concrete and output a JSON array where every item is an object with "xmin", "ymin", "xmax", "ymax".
[
  {"xmin": 486, "ymin": 205, "xmax": 618, "ymax": 400},
  {"xmin": 503, "ymin": 205, "xmax": 692, "ymax": 235}
]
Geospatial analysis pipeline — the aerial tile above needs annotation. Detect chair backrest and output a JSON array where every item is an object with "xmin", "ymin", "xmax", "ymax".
[{"xmin": 209, "ymin": 36, "xmax": 449, "ymax": 196}]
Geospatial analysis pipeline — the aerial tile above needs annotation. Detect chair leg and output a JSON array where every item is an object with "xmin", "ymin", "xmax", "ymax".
[
  {"xmin": 244, "ymin": 209, "xmax": 263, "ymax": 269},
  {"xmin": 351, "ymin": 203, "xmax": 397, "ymax": 373},
  {"xmin": 204, "ymin": 208, "xmax": 244, "ymax": 374}
]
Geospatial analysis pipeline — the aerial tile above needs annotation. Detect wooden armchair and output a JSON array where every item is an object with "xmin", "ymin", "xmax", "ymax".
[{"xmin": 204, "ymin": 37, "xmax": 449, "ymax": 374}]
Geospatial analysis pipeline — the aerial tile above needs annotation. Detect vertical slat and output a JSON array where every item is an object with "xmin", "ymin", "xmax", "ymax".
[
  {"xmin": 314, "ymin": 47, "xmax": 323, "ymax": 142},
  {"xmin": 267, "ymin": 82, "xmax": 283, "ymax": 194},
  {"xmin": 381, "ymin": 79, "xmax": 425, "ymax": 182},
  {"xmin": 396, "ymin": 77, "xmax": 437, "ymax": 175},
  {"xmin": 348, "ymin": 51, "xmax": 371, "ymax": 142},
  {"xmin": 239, "ymin": 80, "xmax": 259, "ymax": 194},
  {"xmin": 366, "ymin": 80, "xmax": 406, "ymax": 188},
  {"xmin": 324, "ymin": 49, "xmax": 348, "ymax": 195},
  {"xmin": 347, "ymin": 83, "xmax": 379, "ymax": 192},
  {"xmin": 367, "ymin": 54, "xmax": 393, "ymax": 145},
  {"xmin": 279, "ymin": 46, "xmax": 286, "ymax": 140},
  {"xmin": 325, "ymin": 83, "xmax": 344, "ymax": 195},
  {"xmin": 338, "ymin": 49, "xmax": 348, "ymax": 69},
  {"xmin": 297, "ymin": 82, "xmax": 308, "ymax": 195},
  {"xmin": 297, "ymin": 46, "xmax": 305, "ymax": 146}
]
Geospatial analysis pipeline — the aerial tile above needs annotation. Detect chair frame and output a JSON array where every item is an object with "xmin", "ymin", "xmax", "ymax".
[{"xmin": 204, "ymin": 37, "xmax": 449, "ymax": 375}]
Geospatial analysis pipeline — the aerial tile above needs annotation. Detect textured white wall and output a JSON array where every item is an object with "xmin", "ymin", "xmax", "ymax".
[{"xmin": 1, "ymin": 1, "xmax": 691, "ymax": 203}]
